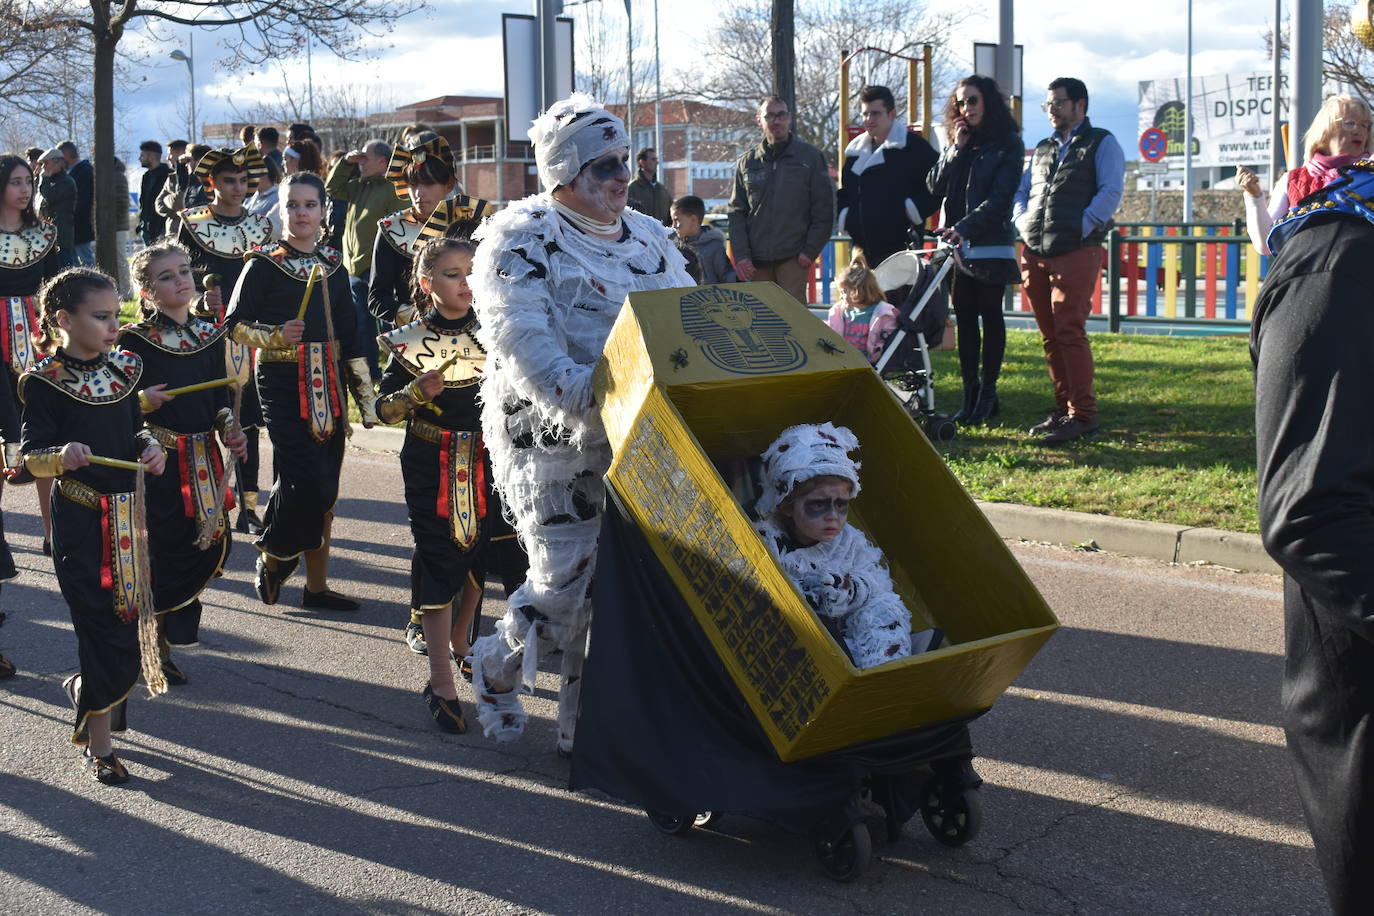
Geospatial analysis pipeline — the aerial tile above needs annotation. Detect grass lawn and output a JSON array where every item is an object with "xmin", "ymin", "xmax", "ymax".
[{"xmin": 926, "ymin": 329, "xmax": 1259, "ymax": 533}]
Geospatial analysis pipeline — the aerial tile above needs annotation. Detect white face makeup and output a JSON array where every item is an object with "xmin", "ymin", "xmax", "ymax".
[{"xmin": 565, "ymin": 148, "xmax": 631, "ymax": 222}]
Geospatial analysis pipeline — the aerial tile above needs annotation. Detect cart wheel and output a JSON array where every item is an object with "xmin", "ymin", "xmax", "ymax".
[
  {"xmin": 921, "ymin": 785, "xmax": 983, "ymax": 847},
  {"xmin": 693, "ymin": 811, "xmax": 722, "ymax": 830},
  {"xmin": 645, "ymin": 810, "xmax": 694, "ymax": 836},
  {"xmin": 812, "ymin": 821, "xmax": 872, "ymax": 882},
  {"xmin": 928, "ymin": 418, "xmax": 958, "ymax": 442}
]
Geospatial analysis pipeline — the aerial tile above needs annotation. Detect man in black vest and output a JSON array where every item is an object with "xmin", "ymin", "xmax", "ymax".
[{"xmin": 1013, "ymin": 77, "xmax": 1123, "ymax": 444}]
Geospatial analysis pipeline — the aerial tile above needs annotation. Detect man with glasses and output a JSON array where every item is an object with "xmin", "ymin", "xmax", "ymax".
[
  {"xmin": 728, "ymin": 96, "xmax": 835, "ymax": 303},
  {"xmin": 1013, "ymin": 77, "xmax": 1124, "ymax": 444},
  {"xmin": 837, "ymin": 84, "xmax": 938, "ymax": 267}
]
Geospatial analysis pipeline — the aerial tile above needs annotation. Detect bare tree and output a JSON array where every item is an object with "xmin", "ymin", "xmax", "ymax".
[
  {"xmin": 689, "ymin": 0, "xmax": 969, "ymax": 163},
  {"xmin": 227, "ymin": 77, "xmax": 399, "ymax": 155},
  {"xmin": 1267, "ymin": 7, "xmax": 1374, "ymax": 104},
  {"xmin": 2, "ymin": 0, "xmax": 421, "ymax": 277}
]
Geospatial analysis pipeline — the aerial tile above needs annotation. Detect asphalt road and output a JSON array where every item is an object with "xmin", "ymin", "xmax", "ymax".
[{"xmin": 0, "ymin": 441, "xmax": 1322, "ymax": 915}]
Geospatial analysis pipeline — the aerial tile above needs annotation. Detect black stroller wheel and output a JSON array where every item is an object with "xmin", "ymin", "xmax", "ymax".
[
  {"xmin": 921, "ymin": 784, "xmax": 983, "ymax": 847},
  {"xmin": 928, "ymin": 417, "xmax": 958, "ymax": 442},
  {"xmin": 693, "ymin": 811, "xmax": 722, "ymax": 829},
  {"xmin": 812, "ymin": 820, "xmax": 872, "ymax": 882},
  {"xmin": 645, "ymin": 810, "xmax": 694, "ymax": 835}
]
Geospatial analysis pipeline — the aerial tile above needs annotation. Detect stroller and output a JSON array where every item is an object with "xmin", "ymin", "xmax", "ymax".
[
  {"xmin": 571, "ymin": 280, "xmax": 1059, "ymax": 882},
  {"xmin": 870, "ymin": 242, "xmax": 958, "ymax": 442}
]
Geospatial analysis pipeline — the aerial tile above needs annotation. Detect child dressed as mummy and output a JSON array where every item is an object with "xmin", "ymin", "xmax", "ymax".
[
  {"xmin": 756, "ymin": 422, "xmax": 937, "ymax": 668},
  {"xmin": 468, "ymin": 94, "xmax": 692, "ymax": 752}
]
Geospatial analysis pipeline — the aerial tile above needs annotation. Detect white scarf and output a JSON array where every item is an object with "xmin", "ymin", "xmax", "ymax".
[{"xmin": 549, "ymin": 196, "xmax": 623, "ymax": 237}]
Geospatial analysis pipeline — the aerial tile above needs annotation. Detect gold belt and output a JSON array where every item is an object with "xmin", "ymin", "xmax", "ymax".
[
  {"xmin": 56, "ymin": 477, "xmax": 102, "ymax": 510},
  {"xmin": 407, "ymin": 417, "xmax": 449, "ymax": 444},
  {"xmin": 145, "ymin": 423, "xmax": 213, "ymax": 450},
  {"xmin": 260, "ymin": 347, "xmax": 297, "ymax": 363}
]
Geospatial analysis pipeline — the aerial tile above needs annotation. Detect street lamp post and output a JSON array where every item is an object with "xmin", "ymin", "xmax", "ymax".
[{"xmin": 170, "ymin": 37, "xmax": 196, "ymax": 142}]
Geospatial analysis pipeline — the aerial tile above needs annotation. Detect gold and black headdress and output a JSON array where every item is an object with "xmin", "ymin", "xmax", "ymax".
[
  {"xmin": 417, "ymin": 195, "xmax": 494, "ymax": 243},
  {"xmin": 194, "ymin": 147, "xmax": 268, "ymax": 186},
  {"xmin": 386, "ymin": 135, "xmax": 456, "ymax": 195}
]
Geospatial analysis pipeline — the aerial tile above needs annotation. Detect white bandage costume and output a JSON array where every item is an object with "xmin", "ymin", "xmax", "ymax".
[
  {"xmin": 755, "ymin": 423, "xmax": 914, "ymax": 669},
  {"xmin": 469, "ymin": 95, "xmax": 692, "ymax": 749}
]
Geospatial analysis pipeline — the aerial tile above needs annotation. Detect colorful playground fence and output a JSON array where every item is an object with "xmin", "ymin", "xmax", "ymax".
[{"xmin": 804, "ymin": 221, "xmax": 1266, "ymax": 331}]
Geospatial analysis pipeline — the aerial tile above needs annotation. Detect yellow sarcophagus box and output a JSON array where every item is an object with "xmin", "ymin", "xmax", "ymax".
[{"xmin": 595, "ymin": 282, "xmax": 1059, "ymax": 762}]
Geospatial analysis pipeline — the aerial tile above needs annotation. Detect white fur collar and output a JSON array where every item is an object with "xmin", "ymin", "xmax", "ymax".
[{"xmin": 845, "ymin": 118, "xmax": 910, "ymax": 176}]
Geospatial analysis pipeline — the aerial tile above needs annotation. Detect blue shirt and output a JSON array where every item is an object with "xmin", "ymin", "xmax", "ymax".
[{"xmin": 1012, "ymin": 119, "xmax": 1125, "ymax": 243}]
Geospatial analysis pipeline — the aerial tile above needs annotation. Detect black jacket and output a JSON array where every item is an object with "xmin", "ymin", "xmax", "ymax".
[
  {"xmin": 927, "ymin": 132, "xmax": 1023, "ymax": 249},
  {"xmin": 139, "ymin": 163, "xmax": 171, "ymax": 240},
  {"xmin": 69, "ymin": 159, "xmax": 94, "ymax": 245},
  {"xmin": 837, "ymin": 124, "xmax": 937, "ymax": 264},
  {"xmin": 1253, "ymin": 210, "xmax": 1374, "ymax": 915},
  {"xmin": 38, "ymin": 171, "xmax": 77, "ymax": 253}
]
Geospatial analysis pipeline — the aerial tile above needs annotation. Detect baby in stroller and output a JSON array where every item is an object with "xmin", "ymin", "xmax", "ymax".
[
  {"xmin": 754, "ymin": 422, "xmax": 938, "ymax": 668},
  {"xmin": 826, "ymin": 259, "xmax": 899, "ymax": 366}
]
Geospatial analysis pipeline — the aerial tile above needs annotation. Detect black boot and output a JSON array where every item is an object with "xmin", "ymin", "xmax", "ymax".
[
  {"xmin": 969, "ymin": 379, "xmax": 1000, "ymax": 425},
  {"xmin": 0, "ymin": 511, "xmax": 16, "ymax": 582},
  {"xmin": 952, "ymin": 380, "xmax": 980, "ymax": 423}
]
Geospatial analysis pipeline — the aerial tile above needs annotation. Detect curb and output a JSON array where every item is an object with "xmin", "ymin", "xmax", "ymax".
[
  {"xmin": 346, "ymin": 427, "xmax": 1278, "ymax": 574},
  {"xmin": 976, "ymin": 501, "xmax": 1279, "ymax": 575}
]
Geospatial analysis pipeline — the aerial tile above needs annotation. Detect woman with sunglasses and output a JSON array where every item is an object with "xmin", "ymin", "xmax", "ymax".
[{"xmin": 928, "ymin": 75, "xmax": 1024, "ymax": 424}]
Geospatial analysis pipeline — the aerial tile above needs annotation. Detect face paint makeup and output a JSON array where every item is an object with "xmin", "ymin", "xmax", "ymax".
[
  {"xmin": 586, "ymin": 153, "xmax": 630, "ymax": 182},
  {"xmin": 801, "ymin": 497, "xmax": 850, "ymax": 520}
]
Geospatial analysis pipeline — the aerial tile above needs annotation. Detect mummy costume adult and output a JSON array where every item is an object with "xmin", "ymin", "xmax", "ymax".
[
  {"xmin": 755, "ymin": 423, "xmax": 913, "ymax": 669},
  {"xmin": 468, "ymin": 94, "xmax": 692, "ymax": 750}
]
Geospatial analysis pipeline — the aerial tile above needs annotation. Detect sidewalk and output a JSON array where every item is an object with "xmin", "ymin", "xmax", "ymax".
[{"xmin": 352, "ymin": 424, "xmax": 1278, "ymax": 575}]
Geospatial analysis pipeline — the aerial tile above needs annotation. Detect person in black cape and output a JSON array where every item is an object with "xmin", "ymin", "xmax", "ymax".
[
  {"xmin": 376, "ymin": 236, "xmax": 491, "ymax": 733},
  {"xmin": 0, "ymin": 153, "xmax": 60, "ymax": 617},
  {"xmin": 175, "ymin": 147, "xmax": 274, "ymax": 536},
  {"xmin": 1253, "ymin": 159, "xmax": 1374, "ymax": 915},
  {"xmin": 119, "ymin": 241, "xmax": 248, "ymax": 685},
  {"xmin": 225, "ymin": 172, "xmax": 377, "ymax": 611},
  {"xmin": 18, "ymin": 267, "xmax": 168, "ymax": 784}
]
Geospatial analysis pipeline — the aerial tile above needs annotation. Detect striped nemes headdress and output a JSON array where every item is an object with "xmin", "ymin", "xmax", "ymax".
[
  {"xmin": 386, "ymin": 134, "xmax": 457, "ymax": 196},
  {"xmin": 194, "ymin": 147, "xmax": 268, "ymax": 186}
]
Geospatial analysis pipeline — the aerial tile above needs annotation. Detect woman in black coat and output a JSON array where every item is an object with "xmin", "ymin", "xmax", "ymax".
[{"xmin": 927, "ymin": 75, "xmax": 1024, "ymax": 424}]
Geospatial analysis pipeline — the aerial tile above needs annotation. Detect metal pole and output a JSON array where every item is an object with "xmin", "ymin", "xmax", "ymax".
[
  {"xmin": 771, "ymin": 0, "xmax": 796, "ymax": 113},
  {"xmin": 653, "ymin": 0, "xmax": 662, "ymax": 161},
  {"xmin": 922, "ymin": 45, "xmax": 933, "ymax": 139},
  {"xmin": 539, "ymin": 0, "xmax": 559, "ymax": 113},
  {"xmin": 625, "ymin": 0, "xmax": 634, "ymax": 149},
  {"xmin": 1184, "ymin": 0, "xmax": 1193, "ymax": 224},
  {"xmin": 1270, "ymin": 0, "xmax": 1284, "ymax": 181},
  {"xmin": 189, "ymin": 33, "xmax": 196, "ymax": 142},
  {"xmin": 838, "ymin": 53, "xmax": 849, "ymax": 181},
  {"xmin": 1290, "ymin": 0, "xmax": 1323, "ymax": 171},
  {"xmin": 996, "ymin": 0, "xmax": 1013, "ymax": 99}
]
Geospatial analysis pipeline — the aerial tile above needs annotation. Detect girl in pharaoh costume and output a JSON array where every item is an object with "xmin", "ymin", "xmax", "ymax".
[
  {"xmin": 118, "ymin": 240, "xmax": 248, "ymax": 685},
  {"xmin": 467, "ymin": 93, "xmax": 692, "ymax": 752},
  {"xmin": 19, "ymin": 268, "xmax": 168, "ymax": 784},
  {"xmin": 368, "ymin": 134, "xmax": 492, "ymax": 327},
  {"xmin": 376, "ymin": 236, "xmax": 490, "ymax": 733},
  {"xmin": 225, "ymin": 172, "xmax": 377, "ymax": 611},
  {"xmin": 0, "ymin": 154, "xmax": 60, "ymax": 603},
  {"xmin": 175, "ymin": 147, "xmax": 275, "ymax": 536}
]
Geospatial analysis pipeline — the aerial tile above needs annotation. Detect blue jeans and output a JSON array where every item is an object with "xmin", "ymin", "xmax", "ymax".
[
  {"xmin": 349, "ymin": 274, "xmax": 380, "ymax": 379},
  {"xmin": 73, "ymin": 242, "xmax": 95, "ymax": 267}
]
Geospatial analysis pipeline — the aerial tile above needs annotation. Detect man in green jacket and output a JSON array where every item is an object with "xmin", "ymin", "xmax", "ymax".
[
  {"xmin": 627, "ymin": 148, "xmax": 672, "ymax": 226},
  {"xmin": 728, "ymin": 97, "xmax": 835, "ymax": 303},
  {"xmin": 326, "ymin": 139, "xmax": 405, "ymax": 379}
]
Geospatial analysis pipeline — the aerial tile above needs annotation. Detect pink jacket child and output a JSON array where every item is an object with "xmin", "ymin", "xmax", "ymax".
[{"xmin": 826, "ymin": 259, "xmax": 899, "ymax": 365}]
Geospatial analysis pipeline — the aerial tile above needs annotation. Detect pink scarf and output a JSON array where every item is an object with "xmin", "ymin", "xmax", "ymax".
[{"xmin": 1289, "ymin": 153, "xmax": 1360, "ymax": 203}]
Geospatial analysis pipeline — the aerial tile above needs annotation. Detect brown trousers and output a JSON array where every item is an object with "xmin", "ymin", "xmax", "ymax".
[
  {"xmin": 751, "ymin": 257, "xmax": 809, "ymax": 304},
  {"xmin": 1020, "ymin": 245, "xmax": 1101, "ymax": 421}
]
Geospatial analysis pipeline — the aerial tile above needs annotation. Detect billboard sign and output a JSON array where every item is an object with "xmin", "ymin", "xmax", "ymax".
[
  {"xmin": 503, "ymin": 14, "xmax": 575, "ymax": 147},
  {"xmin": 1137, "ymin": 71, "xmax": 1296, "ymax": 167}
]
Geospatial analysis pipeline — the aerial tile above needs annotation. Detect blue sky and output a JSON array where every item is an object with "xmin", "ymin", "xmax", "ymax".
[{"xmin": 111, "ymin": 0, "xmax": 1285, "ymax": 161}]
